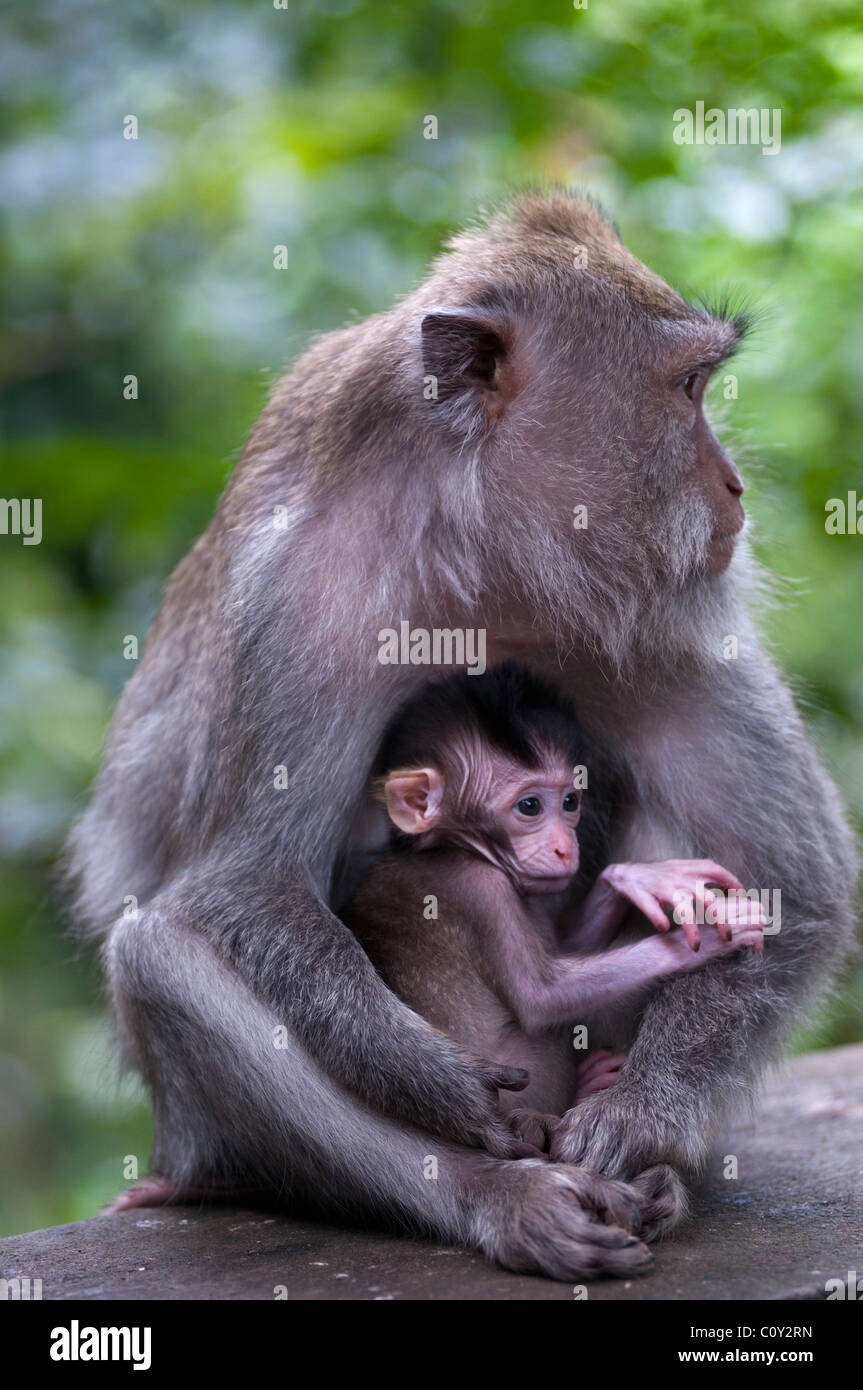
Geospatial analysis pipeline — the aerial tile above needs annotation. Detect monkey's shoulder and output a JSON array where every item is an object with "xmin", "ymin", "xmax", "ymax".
[
  {"xmin": 344, "ymin": 850, "xmax": 513, "ymax": 970},
  {"xmin": 344, "ymin": 851, "xmax": 512, "ymax": 1026}
]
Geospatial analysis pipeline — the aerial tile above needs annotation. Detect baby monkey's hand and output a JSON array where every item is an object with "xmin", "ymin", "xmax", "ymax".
[{"xmin": 599, "ymin": 859, "xmax": 766, "ymax": 954}]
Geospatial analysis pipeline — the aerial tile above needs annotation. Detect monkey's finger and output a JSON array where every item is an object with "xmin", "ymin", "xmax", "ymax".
[
  {"xmin": 484, "ymin": 1063, "xmax": 531, "ymax": 1092},
  {"xmin": 576, "ymin": 1050, "xmax": 626, "ymax": 1088},
  {"xmin": 692, "ymin": 882, "xmax": 719, "ymax": 935},
  {"xmin": 668, "ymin": 891, "xmax": 700, "ymax": 949},
  {"xmin": 577, "ymin": 1071, "xmax": 623, "ymax": 1100},
  {"xmin": 715, "ymin": 903, "xmax": 766, "ymax": 944},
  {"xmin": 580, "ymin": 1056, "xmax": 627, "ymax": 1092},
  {"xmin": 736, "ymin": 927, "xmax": 765, "ymax": 954},
  {"xmin": 691, "ymin": 861, "xmax": 746, "ymax": 893},
  {"xmin": 678, "ymin": 912, "xmax": 701, "ymax": 952},
  {"xmin": 481, "ymin": 1121, "xmax": 544, "ymax": 1160},
  {"xmin": 507, "ymin": 1108, "xmax": 557, "ymax": 1152},
  {"xmin": 719, "ymin": 922, "xmax": 764, "ymax": 954},
  {"xmin": 622, "ymin": 886, "xmax": 675, "ymax": 935},
  {"xmin": 508, "ymin": 1138, "xmax": 550, "ymax": 1160},
  {"xmin": 723, "ymin": 901, "xmax": 767, "ymax": 926}
]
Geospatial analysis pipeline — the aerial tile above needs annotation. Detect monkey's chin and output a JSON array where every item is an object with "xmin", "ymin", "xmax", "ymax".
[
  {"xmin": 703, "ymin": 533, "xmax": 738, "ymax": 575},
  {"xmin": 521, "ymin": 874, "xmax": 576, "ymax": 896}
]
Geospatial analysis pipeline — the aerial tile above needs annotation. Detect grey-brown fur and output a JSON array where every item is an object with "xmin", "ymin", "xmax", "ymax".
[{"xmin": 63, "ymin": 190, "xmax": 857, "ymax": 1280}]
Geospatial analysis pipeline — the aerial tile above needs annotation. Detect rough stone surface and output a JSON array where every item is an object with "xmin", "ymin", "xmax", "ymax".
[{"xmin": 2, "ymin": 1044, "xmax": 861, "ymax": 1301}]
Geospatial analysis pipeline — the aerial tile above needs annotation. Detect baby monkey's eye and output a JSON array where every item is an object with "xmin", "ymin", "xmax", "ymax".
[
  {"xmin": 515, "ymin": 796, "xmax": 542, "ymax": 817},
  {"xmin": 561, "ymin": 792, "xmax": 580, "ymax": 814}
]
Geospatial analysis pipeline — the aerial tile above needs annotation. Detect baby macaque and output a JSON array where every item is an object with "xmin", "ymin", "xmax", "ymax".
[{"xmin": 346, "ymin": 662, "xmax": 765, "ymax": 1149}]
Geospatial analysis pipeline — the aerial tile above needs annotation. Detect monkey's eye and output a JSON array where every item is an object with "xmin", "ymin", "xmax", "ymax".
[
  {"xmin": 561, "ymin": 792, "xmax": 580, "ymax": 814},
  {"xmin": 515, "ymin": 796, "xmax": 542, "ymax": 817},
  {"xmin": 682, "ymin": 372, "xmax": 700, "ymax": 401}
]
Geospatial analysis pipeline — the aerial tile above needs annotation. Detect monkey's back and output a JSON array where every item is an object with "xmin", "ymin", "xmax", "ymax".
[{"xmin": 345, "ymin": 851, "xmax": 504, "ymax": 1053}]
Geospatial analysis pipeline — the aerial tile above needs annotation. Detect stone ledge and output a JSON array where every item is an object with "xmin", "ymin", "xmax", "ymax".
[{"xmin": 2, "ymin": 1044, "xmax": 861, "ymax": 1300}]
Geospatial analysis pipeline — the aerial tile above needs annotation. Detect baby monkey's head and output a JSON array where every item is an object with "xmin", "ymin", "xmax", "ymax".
[{"xmin": 374, "ymin": 661, "xmax": 586, "ymax": 895}]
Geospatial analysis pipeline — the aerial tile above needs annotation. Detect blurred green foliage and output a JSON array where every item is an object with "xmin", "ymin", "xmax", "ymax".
[{"xmin": 1, "ymin": 0, "xmax": 861, "ymax": 1236}]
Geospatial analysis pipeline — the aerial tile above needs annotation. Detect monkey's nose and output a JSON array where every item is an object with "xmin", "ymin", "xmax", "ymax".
[{"xmin": 722, "ymin": 457, "xmax": 744, "ymax": 497}]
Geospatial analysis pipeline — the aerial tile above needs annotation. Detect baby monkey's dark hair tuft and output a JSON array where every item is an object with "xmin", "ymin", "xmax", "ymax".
[{"xmin": 374, "ymin": 660, "xmax": 586, "ymax": 777}]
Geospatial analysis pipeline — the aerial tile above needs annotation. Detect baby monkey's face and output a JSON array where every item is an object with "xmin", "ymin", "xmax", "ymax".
[
  {"xmin": 495, "ymin": 759, "xmax": 582, "ymax": 894},
  {"xmin": 381, "ymin": 749, "xmax": 583, "ymax": 894}
]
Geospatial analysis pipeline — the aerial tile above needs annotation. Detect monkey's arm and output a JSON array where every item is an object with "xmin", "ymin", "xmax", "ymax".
[
  {"xmin": 557, "ymin": 871, "xmax": 631, "ymax": 951},
  {"xmin": 159, "ymin": 856, "xmax": 531, "ymax": 1159},
  {"xmin": 551, "ymin": 653, "xmax": 858, "ymax": 1178},
  {"xmin": 461, "ymin": 864, "xmax": 762, "ymax": 1035}
]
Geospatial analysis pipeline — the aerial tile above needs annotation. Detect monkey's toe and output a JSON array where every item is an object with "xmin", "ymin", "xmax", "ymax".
[
  {"xmin": 103, "ymin": 1175, "xmax": 259, "ymax": 1214},
  {"xmin": 103, "ymin": 1177, "xmax": 182, "ymax": 1213}
]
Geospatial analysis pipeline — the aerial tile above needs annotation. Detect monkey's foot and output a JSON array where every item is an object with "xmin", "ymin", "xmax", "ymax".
[
  {"xmin": 103, "ymin": 1176, "xmax": 262, "ymax": 1214},
  {"xmin": 631, "ymin": 1164, "xmax": 689, "ymax": 1244},
  {"xmin": 574, "ymin": 1050, "xmax": 627, "ymax": 1102},
  {"xmin": 477, "ymin": 1159, "xmax": 653, "ymax": 1281}
]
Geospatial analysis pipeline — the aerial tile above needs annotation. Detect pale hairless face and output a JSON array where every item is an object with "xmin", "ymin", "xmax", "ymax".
[
  {"xmin": 491, "ymin": 759, "xmax": 582, "ymax": 894},
  {"xmin": 383, "ymin": 753, "xmax": 583, "ymax": 895}
]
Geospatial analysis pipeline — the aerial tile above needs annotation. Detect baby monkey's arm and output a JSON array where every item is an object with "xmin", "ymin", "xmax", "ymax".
[{"xmin": 461, "ymin": 863, "xmax": 765, "ymax": 1037}]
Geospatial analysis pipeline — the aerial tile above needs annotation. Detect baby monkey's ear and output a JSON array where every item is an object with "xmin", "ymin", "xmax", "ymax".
[{"xmin": 384, "ymin": 767, "xmax": 445, "ymax": 835}]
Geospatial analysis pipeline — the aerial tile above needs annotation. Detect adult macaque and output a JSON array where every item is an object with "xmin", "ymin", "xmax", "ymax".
[
  {"xmin": 347, "ymin": 662, "xmax": 765, "ymax": 1164},
  {"xmin": 66, "ymin": 192, "xmax": 856, "ymax": 1281}
]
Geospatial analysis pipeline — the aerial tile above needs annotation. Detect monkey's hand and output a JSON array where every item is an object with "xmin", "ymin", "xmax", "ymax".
[
  {"xmin": 504, "ymin": 1054, "xmax": 627, "ymax": 1160},
  {"xmin": 467, "ymin": 1057, "xmax": 541, "ymax": 1158},
  {"xmin": 575, "ymin": 1049, "xmax": 628, "ymax": 1101},
  {"xmin": 695, "ymin": 896, "xmax": 766, "ymax": 957},
  {"xmin": 549, "ymin": 1079, "xmax": 684, "ymax": 1174},
  {"xmin": 600, "ymin": 859, "xmax": 765, "ymax": 953},
  {"xmin": 548, "ymin": 1091, "xmax": 689, "ymax": 1243}
]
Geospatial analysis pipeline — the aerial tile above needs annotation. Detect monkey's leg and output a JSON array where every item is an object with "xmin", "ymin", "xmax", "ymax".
[
  {"xmin": 104, "ymin": 908, "xmax": 654, "ymax": 1282},
  {"xmin": 158, "ymin": 866, "xmax": 540, "ymax": 1162},
  {"xmin": 553, "ymin": 656, "xmax": 857, "ymax": 1217}
]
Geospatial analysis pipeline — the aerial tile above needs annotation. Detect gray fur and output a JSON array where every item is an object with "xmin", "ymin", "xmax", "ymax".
[{"xmin": 62, "ymin": 191, "xmax": 856, "ymax": 1279}]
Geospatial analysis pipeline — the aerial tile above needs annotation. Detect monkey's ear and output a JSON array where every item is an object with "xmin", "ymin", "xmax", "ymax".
[
  {"xmin": 421, "ymin": 312, "xmax": 508, "ymax": 399},
  {"xmin": 384, "ymin": 768, "xmax": 445, "ymax": 835}
]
